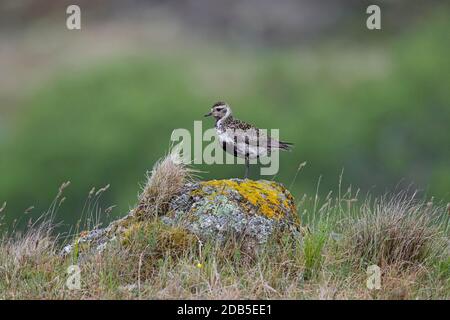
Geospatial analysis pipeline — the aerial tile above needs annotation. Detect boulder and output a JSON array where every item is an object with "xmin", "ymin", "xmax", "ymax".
[
  {"xmin": 164, "ymin": 179, "xmax": 300, "ymax": 244},
  {"xmin": 62, "ymin": 179, "xmax": 300, "ymax": 256}
]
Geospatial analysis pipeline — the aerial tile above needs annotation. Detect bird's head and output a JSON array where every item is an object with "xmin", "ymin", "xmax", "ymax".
[{"xmin": 204, "ymin": 101, "xmax": 231, "ymax": 120}]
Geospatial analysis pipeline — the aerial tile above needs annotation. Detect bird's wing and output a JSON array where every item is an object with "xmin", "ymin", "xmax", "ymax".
[
  {"xmin": 230, "ymin": 128, "xmax": 269, "ymax": 147},
  {"xmin": 226, "ymin": 119, "xmax": 290, "ymax": 149},
  {"xmin": 245, "ymin": 129, "xmax": 290, "ymax": 149}
]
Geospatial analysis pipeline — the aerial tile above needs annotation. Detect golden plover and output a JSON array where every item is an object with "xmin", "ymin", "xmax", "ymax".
[{"xmin": 204, "ymin": 101, "xmax": 292, "ymax": 178}]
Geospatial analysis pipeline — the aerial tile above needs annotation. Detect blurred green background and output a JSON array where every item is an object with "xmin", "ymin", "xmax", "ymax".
[{"xmin": 0, "ymin": 1, "xmax": 449, "ymax": 231}]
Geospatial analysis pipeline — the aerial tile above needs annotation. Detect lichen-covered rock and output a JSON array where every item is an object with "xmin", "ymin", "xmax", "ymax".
[
  {"xmin": 163, "ymin": 179, "xmax": 300, "ymax": 244},
  {"xmin": 62, "ymin": 179, "xmax": 300, "ymax": 257}
]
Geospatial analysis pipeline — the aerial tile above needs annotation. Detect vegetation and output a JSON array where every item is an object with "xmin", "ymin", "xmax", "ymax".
[
  {"xmin": 0, "ymin": 153, "xmax": 448, "ymax": 299},
  {"xmin": 0, "ymin": 3, "xmax": 448, "ymax": 300},
  {"xmin": 0, "ymin": 14, "xmax": 449, "ymax": 232}
]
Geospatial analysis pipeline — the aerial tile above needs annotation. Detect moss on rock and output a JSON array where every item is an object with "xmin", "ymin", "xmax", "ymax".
[
  {"xmin": 165, "ymin": 179, "xmax": 300, "ymax": 244},
  {"xmin": 62, "ymin": 179, "xmax": 300, "ymax": 257}
]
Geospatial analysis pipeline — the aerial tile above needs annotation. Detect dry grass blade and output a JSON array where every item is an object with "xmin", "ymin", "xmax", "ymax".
[
  {"xmin": 345, "ymin": 193, "xmax": 446, "ymax": 267},
  {"xmin": 138, "ymin": 148, "xmax": 196, "ymax": 216},
  {"xmin": 0, "ymin": 202, "xmax": 6, "ymax": 215}
]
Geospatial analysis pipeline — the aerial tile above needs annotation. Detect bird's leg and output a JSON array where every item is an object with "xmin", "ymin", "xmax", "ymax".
[{"xmin": 244, "ymin": 157, "xmax": 249, "ymax": 179}]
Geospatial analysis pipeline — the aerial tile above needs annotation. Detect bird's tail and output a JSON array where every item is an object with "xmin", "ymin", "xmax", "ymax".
[{"xmin": 279, "ymin": 141, "xmax": 293, "ymax": 151}]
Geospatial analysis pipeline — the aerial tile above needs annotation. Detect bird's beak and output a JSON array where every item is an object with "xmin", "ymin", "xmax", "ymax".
[{"xmin": 204, "ymin": 112, "xmax": 212, "ymax": 117}]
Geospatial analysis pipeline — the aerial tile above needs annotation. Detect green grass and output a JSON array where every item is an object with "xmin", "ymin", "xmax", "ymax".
[
  {"xmin": 0, "ymin": 6, "xmax": 449, "ymax": 301},
  {"xmin": 0, "ymin": 153, "xmax": 448, "ymax": 300},
  {"xmin": 1, "ymin": 13, "xmax": 449, "ymax": 233},
  {"xmin": 1, "ymin": 200, "xmax": 447, "ymax": 299},
  {"xmin": 302, "ymin": 226, "xmax": 328, "ymax": 280}
]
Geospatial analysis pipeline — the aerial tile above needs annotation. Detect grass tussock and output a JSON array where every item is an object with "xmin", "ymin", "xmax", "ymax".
[
  {"xmin": 0, "ymin": 154, "xmax": 448, "ymax": 299},
  {"xmin": 138, "ymin": 149, "xmax": 195, "ymax": 216},
  {"xmin": 345, "ymin": 194, "xmax": 446, "ymax": 268}
]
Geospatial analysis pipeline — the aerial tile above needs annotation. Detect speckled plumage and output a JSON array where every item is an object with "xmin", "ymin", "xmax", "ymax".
[
  {"xmin": 204, "ymin": 102, "xmax": 293, "ymax": 177},
  {"xmin": 215, "ymin": 115, "xmax": 253, "ymax": 131}
]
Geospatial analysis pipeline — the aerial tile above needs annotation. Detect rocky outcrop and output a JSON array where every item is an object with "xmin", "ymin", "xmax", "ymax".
[
  {"xmin": 164, "ymin": 179, "xmax": 300, "ymax": 244},
  {"xmin": 62, "ymin": 179, "xmax": 300, "ymax": 256}
]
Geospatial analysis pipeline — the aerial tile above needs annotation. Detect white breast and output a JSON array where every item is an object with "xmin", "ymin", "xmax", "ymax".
[{"xmin": 217, "ymin": 129, "xmax": 268, "ymax": 159}]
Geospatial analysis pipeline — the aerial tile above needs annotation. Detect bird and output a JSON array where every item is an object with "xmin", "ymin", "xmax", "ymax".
[{"xmin": 204, "ymin": 101, "xmax": 293, "ymax": 178}]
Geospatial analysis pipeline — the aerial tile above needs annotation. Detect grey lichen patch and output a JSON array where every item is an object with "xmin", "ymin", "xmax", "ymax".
[
  {"xmin": 62, "ymin": 179, "xmax": 301, "ymax": 257},
  {"xmin": 164, "ymin": 179, "xmax": 300, "ymax": 244},
  {"xmin": 62, "ymin": 209, "xmax": 138, "ymax": 257}
]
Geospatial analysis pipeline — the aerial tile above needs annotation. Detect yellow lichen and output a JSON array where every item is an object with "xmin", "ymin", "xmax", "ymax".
[{"xmin": 198, "ymin": 180, "xmax": 297, "ymax": 220}]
